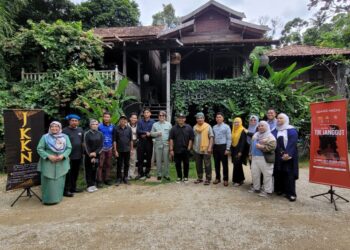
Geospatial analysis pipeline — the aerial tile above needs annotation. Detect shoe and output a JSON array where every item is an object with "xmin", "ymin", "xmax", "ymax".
[
  {"xmin": 140, "ymin": 176, "xmax": 147, "ymax": 180},
  {"xmin": 163, "ymin": 176, "xmax": 170, "ymax": 181},
  {"xmin": 87, "ymin": 186, "xmax": 95, "ymax": 193},
  {"xmin": 115, "ymin": 179, "xmax": 121, "ymax": 186},
  {"xmin": 288, "ymin": 195, "xmax": 296, "ymax": 202},
  {"xmin": 183, "ymin": 178, "xmax": 189, "ymax": 183},
  {"xmin": 248, "ymin": 187, "xmax": 259, "ymax": 193},
  {"xmin": 157, "ymin": 176, "xmax": 162, "ymax": 181},
  {"xmin": 135, "ymin": 175, "xmax": 142, "ymax": 180},
  {"xmin": 233, "ymin": 182, "xmax": 243, "ymax": 187},
  {"xmin": 259, "ymin": 191, "xmax": 268, "ymax": 198},
  {"xmin": 204, "ymin": 180, "xmax": 210, "ymax": 185},
  {"xmin": 96, "ymin": 182, "xmax": 103, "ymax": 188},
  {"xmin": 213, "ymin": 179, "xmax": 221, "ymax": 185},
  {"xmin": 63, "ymin": 191, "xmax": 74, "ymax": 197},
  {"xmin": 92, "ymin": 186, "xmax": 98, "ymax": 191},
  {"xmin": 194, "ymin": 179, "xmax": 203, "ymax": 184},
  {"xmin": 176, "ymin": 178, "xmax": 182, "ymax": 183},
  {"xmin": 123, "ymin": 178, "xmax": 130, "ymax": 185},
  {"xmin": 146, "ymin": 173, "xmax": 151, "ymax": 179},
  {"xmin": 104, "ymin": 180, "xmax": 113, "ymax": 186},
  {"xmin": 276, "ymin": 191, "xmax": 283, "ymax": 196},
  {"xmin": 223, "ymin": 181, "xmax": 228, "ymax": 187}
]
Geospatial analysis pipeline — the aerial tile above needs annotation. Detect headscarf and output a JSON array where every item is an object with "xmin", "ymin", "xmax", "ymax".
[
  {"xmin": 44, "ymin": 121, "xmax": 67, "ymax": 153},
  {"xmin": 89, "ymin": 119, "xmax": 99, "ymax": 131},
  {"xmin": 253, "ymin": 121, "xmax": 275, "ymax": 141},
  {"xmin": 231, "ymin": 117, "xmax": 246, "ymax": 147},
  {"xmin": 247, "ymin": 115, "xmax": 259, "ymax": 144},
  {"xmin": 276, "ymin": 113, "xmax": 294, "ymax": 147}
]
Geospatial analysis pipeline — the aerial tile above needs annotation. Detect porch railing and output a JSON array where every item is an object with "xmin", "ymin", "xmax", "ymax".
[{"xmin": 21, "ymin": 66, "xmax": 141, "ymax": 100}]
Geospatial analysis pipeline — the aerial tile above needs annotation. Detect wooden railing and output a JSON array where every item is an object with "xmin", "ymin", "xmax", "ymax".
[{"xmin": 21, "ymin": 66, "xmax": 141, "ymax": 100}]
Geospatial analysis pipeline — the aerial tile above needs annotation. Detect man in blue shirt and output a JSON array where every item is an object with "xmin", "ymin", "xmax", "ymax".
[
  {"xmin": 136, "ymin": 107, "xmax": 155, "ymax": 179},
  {"xmin": 97, "ymin": 112, "xmax": 115, "ymax": 187},
  {"xmin": 212, "ymin": 112, "xmax": 232, "ymax": 186},
  {"xmin": 266, "ymin": 108, "xmax": 277, "ymax": 131}
]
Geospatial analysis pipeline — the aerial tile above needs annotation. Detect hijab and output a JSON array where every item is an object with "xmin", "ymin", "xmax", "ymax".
[
  {"xmin": 247, "ymin": 115, "xmax": 259, "ymax": 144},
  {"xmin": 253, "ymin": 121, "xmax": 275, "ymax": 141},
  {"xmin": 276, "ymin": 113, "xmax": 294, "ymax": 147},
  {"xmin": 231, "ymin": 117, "xmax": 246, "ymax": 147},
  {"xmin": 89, "ymin": 119, "xmax": 99, "ymax": 132},
  {"xmin": 44, "ymin": 121, "xmax": 67, "ymax": 153}
]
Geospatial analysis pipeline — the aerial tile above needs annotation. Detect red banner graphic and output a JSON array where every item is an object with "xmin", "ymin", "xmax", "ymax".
[{"xmin": 309, "ymin": 99, "xmax": 350, "ymax": 189}]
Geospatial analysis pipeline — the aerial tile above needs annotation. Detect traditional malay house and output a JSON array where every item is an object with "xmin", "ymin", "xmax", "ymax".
[
  {"xmin": 93, "ymin": 0, "xmax": 278, "ymax": 120},
  {"xmin": 267, "ymin": 44, "xmax": 350, "ymax": 96}
]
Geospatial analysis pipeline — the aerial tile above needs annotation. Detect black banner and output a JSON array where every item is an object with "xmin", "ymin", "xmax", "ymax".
[{"xmin": 4, "ymin": 109, "xmax": 44, "ymax": 191}]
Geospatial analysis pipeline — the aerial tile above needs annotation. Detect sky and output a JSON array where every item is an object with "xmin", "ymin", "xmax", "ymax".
[{"xmin": 71, "ymin": 0, "xmax": 316, "ymax": 35}]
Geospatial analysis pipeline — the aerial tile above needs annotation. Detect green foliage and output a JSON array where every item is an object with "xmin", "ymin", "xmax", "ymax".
[
  {"xmin": 152, "ymin": 3, "xmax": 179, "ymax": 27},
  {"xmin": 281, "ymin": 17, "xmax": 308, "ymax": 45},
  {"xmin": 15, "ymin": 0, "xmax": 75, "ymax": 27},
  {"xmin": 3, "ymin": 20, "xmax": 104, "ymax": 79},
  {"xmin": 73, "ymin": 0, "xmax": 140, "ymax": 29},
  {"xmin": 76, "ymin": 77, "xmax": 137, "ymax": 124}
]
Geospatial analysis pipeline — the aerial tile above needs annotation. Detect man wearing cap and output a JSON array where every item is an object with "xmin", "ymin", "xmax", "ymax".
[
  {"xmin": 151, "ymin": 111, "xmax": 172, "ymax": 181},
  {"xmin": 193, "ymin": 112, "xmax": 214, "ymax": 185},
  {"xmin": 169, "ymin": 113, "xmax": 194, "ymax": 183},
  {"xmin": 113, "ymin": 115, "xmax": 133, "ymax": 185},
  {"xmin": 136, "ymin": 107, "xmax": 155, "ymax": 179},
  {"xmin": 62, "ymin": 114, "xmax": 84, "ymax": 197}
]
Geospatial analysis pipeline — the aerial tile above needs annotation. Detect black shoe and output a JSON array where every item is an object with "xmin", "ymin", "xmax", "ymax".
[
  {"xmin": 288, "ymin": 195, "xmax": 297, "ymax": 202},
  {"xmin": 157, "ymin": 176, "xmax": 162, "ymax": 181},
  {"xmin": 96, "ymin": 182, "xmax": 103, "ymax": 188},
  {"xmin": 63, "ymin": 191, "xmax": 74, "ymax": 197},
  {"xmin": 123, "ymin": 178, "xmax": 130, "ymax": 185},
  {"xmin": 146, "ymin": 173, "xmax": 151, "ymax": 179},
  {"xmin": 163, "ymin": 176, "xmax": 170, "ymax": 181},
  {"xmin": 135, "ymin": 175, "xmax": 142, "ymax": 180},
  {"xmin": 115, "ymin": 179, "xmax": 121, "ymax": 186}
]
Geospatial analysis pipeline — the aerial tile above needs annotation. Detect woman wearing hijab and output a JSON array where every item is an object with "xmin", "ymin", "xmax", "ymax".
[
  {"xmin": 272, "ymin": 113, "xmax": 299, "ymax": 202},
  {"xmin": 84, "ymin": 119, "xmax": 104, "ymax": 193},
  {"xmin": 247, "ymin": 115, "xmax": 259, "ymax": 145},
  {"xmin": 231, "ymin": 117, "xmax": 247, "ymax": 186},
  {"xmin": 37, "ymin": 121, "xmax": 72, "ymax": 205},
  {"xmin": 249, "ymin": 121, "xmax": 276, "ymax": 197}
]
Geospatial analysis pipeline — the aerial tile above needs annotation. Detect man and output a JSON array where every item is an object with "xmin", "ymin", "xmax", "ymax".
[
  {"xmin": 266, "ymin": 108, "xmax": 277, "ymax": 131},
  {"xmin": 151, "ymin": 111, "xmax": 172, "ymax": 181},
  {"xmin": 193, "ymin": 112, "xmax": 214, "ymax": 185},
  {"xmin": 212, "ymin": 112, "xmax": 232, "ymax": 186},
  {"xmin": 128, "ymin": 113, "xmax": 138, "ymax": 179},
  {"xmin": 113, "ymin": 115, "xmax": 133, "ymax": 185},
  {"xmin": 136, "ymin": 108, "xmax": 155, "ymax": 179},
  {"xmin": 169, "ymin": 113, "xmax": 194, "ymax": 183},
  {"xmin": 97, "ymin": 112, "xmax": 114, "ymax": 187},
  {"xmin": 62, "ymin": 114, "xmax": 84, "ymax": 197}
]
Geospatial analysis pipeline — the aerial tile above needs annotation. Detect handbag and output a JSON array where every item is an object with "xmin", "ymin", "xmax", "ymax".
[{"xmin": 263, "ymin": 150, "xmax": 275, "ymax": 163}]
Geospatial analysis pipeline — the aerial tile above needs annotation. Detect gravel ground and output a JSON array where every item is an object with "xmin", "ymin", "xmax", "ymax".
[{"xmin": 1, "ymin": 166, "xmax": 350, "ymax": 250}]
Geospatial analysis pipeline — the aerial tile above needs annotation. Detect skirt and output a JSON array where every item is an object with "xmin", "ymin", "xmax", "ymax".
[{"xmin": 41, "ymin": 174, "xmax": 66, "ymax": 205}]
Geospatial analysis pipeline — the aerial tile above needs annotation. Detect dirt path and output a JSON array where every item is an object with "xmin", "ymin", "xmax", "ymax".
[{"xmin": 1, "ymin": 167, "xmax": 350, "ymax": 250}]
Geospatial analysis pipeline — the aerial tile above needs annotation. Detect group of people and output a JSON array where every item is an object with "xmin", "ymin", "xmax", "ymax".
[{"xmin": 36, "ymin": 107, "xmax": 298, "ymax": 205}]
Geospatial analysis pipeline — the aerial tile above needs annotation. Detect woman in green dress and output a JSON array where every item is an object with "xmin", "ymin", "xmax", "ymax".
[{"xmin": 37, "ymin": 121, "xmax": 72, "ymax": 205}]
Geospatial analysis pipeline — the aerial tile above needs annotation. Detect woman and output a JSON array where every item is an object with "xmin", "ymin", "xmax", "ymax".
[
  {"xmin": 246, "ymin": 115, "xmax": 259, "ymax": 145},
  {"xmin": 231, "ymin": 117, "xmax": 247, "ymax": 187},
  {"xmin": 84, "ymin": 119, "xmax": 104, "ymax": 193},
  {"xmin": 249, "ymin": 121, "xmax": 276, "ymax": 197},
  {"xmin": 272, "ymin": 113, "xmax": 299, "ymax": 202},
  {"xmin": 37, "ymin": 121, "xmax": 72, "ymax": 205}
]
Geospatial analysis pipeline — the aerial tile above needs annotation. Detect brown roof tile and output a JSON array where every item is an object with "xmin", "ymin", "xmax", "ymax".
[
  {"xmin": 267, "ymin": 45, "xmax": 350, "ymax": 57},
  {"xmin": 94, "ymin": 26, "xmax": 165, "ymax": 39}
]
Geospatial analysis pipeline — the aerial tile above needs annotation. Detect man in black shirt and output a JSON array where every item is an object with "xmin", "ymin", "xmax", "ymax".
[
  {"xmin": 113, "ymin": 115, "xmax": 133, "ymax": 185},
  {"xmin": 169, "ymin": 113, "xmax": 194, "ymax": 183},
  {"xmin": 62, "ymin": 114, "xmax": 84, "ymax": 197}
]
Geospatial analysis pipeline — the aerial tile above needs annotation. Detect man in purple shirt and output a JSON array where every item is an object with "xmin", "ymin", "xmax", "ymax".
[{"xmin": 136, "ymin": 107, "xmax": 155, "ymax": 179}]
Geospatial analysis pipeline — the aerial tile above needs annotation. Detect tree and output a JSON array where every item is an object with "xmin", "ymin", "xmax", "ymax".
[
  {"xmin": 152, "ymin": 3, "xmax": 179, "ymax": 28},
  {"xmin": 15, "ymin": 0, "xmax": 75, "ymax": 26},
  {"xmin": 308, "ymin": 0, "xmax": 350, "ymax": 14},
  {"xmin": 281, "ymin": 18, "xmax": 308, "ymax": 45},
  {"xmin": 3, "ymin": 20, "xmax": 104, "ymax": 80},
  {"xmin": 73, "ymin": 0, "xmax": 140, "ymax": 29},
  {"xmin": 257, "ymin": 15, "xmax": 283, "ymax": 39}
]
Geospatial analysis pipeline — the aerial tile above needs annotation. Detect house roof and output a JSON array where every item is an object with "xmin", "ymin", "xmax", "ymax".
[
  {"xmin": 267, "ymin": 45, "xmax": 350, "ymax": 57},
  {"xmin": 229, "ymin": 18, "xmax": 270, "ymax": 33},
  {"xmin": 180, "ymin": 0, "xmax": 246, "ymax": 23},
  {"xmin": 94, "ymin": 26, "xmax": 165, "ymax": 40}
]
